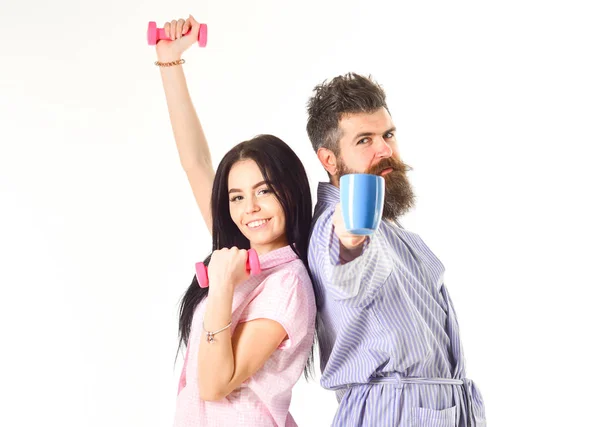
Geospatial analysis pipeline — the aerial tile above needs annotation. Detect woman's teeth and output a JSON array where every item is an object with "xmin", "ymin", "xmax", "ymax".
[{"xmin": 248, "ymin": 219, "xmax": 270, "ymax": 229}]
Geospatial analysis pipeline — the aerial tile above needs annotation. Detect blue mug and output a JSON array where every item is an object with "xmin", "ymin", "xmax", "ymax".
[{"xmin": 340, "ymin": 174, "xmax": 385, "ymax": 235}]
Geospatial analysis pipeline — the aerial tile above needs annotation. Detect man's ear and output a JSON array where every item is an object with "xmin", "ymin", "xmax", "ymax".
[{"xmin": 317, "ymin": 147, "xmax": 338, "ymax": 176}]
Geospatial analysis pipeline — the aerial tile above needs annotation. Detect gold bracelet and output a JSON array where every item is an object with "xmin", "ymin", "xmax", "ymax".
[{"xmin": 154, "ymin": 58, "xmax": 185, "ymax": 67}]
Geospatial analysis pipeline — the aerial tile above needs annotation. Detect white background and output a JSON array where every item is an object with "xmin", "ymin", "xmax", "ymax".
[{"xmin": 1, "ymin": 0, "xmax": 599, "ymax": 426}]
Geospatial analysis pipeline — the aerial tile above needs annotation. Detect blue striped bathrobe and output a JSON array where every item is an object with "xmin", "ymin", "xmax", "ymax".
[{"xmin": 308, "ymin": 182, "xmax": 486, "ymax": 427}]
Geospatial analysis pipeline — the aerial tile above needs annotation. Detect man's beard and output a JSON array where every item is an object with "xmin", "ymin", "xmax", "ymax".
[{"xmin": 336, "ymin": 156, "xmax": 415, "ymax": 220}]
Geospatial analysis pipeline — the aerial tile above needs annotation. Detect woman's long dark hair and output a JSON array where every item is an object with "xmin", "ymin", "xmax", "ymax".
[{"xmin": 177, "ymin": 135, "xmax": 315, "ymax": 377}]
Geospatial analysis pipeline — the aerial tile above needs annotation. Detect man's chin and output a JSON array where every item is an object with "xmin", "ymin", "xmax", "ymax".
[{"xmin": 381, "ymin": 170, "xmax": 402, "ymax": 181}]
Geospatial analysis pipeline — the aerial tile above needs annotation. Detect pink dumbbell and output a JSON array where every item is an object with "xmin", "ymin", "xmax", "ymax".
[
  {"xmin": 196, "ymin": 249, "xmax": 261, "ymax": 288},
  {"xmin": 147, "ymin": 21, "xmax": 208, "ymax": 47}
]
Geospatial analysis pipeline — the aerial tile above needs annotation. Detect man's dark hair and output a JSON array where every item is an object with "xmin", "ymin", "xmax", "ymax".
[{"xmin": 306, "ymin": 73, "xmax": 389, "ymax": 155}]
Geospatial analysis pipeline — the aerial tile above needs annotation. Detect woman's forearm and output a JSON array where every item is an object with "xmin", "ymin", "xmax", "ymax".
[
  {"xmin": 197, "ymin": 283, "xmax": 235, "ymax": 401},
  {"xmin": 159, "ymin": 66, "xmax": 213, "ymax": 172}
]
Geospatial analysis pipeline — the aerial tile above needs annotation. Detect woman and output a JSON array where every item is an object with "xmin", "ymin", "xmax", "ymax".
[{"xmin": 155, "ymin": 15, "xmax": 316, "ymax": 427}]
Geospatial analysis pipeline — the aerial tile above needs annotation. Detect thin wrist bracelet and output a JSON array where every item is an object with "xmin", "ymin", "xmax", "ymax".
[
  {"xmin": 155, "ymin": 58, "xmax": 185, "ymax": 67},
  {"xmin": 202, "ymin": 320, "xmax": 232, "ymax": 343}
]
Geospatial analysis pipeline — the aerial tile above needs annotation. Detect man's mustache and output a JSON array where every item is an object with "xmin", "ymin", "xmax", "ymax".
[{"xmin": 366, "ymin": 158, "xmax": 412, "ymax": 176}]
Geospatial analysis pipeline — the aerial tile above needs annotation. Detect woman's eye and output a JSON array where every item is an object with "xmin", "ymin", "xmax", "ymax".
[{"xmin": 230, "ymin": 195, "xmax": 243, "ymax": 202}]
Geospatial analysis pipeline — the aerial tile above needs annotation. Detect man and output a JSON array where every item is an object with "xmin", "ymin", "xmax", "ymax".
[{"xmin": 306, "ymin": 73, "xmax": 486, "ymax": 427}]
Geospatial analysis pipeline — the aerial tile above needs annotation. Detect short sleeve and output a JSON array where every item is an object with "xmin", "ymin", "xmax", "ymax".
[{"xmin": 238, "ymin": 271, "xmax": 309, "ymax": 350}]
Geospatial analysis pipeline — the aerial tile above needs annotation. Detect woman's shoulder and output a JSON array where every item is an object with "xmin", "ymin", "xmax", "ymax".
[
  {"xmin": 256, "ymin": 262, "xmax": 316, "ymax": 317},
  {"xmin": 263, "ymin": 259, "xmax": 311, "ymax": 287}
]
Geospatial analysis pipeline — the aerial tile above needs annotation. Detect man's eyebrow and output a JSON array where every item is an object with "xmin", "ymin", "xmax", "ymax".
[{"xmin": 353, "ymin": 127, "xmax": 396, "ymax": 140}]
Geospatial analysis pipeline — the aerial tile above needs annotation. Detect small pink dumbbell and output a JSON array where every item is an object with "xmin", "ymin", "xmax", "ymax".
[
  {"xmin": 147, "ymin": 21, "xmax": 208, "ymax": 47},
  {"xmin": 196, "ymin": 249, "xmax": 261, "ymax": 288}
]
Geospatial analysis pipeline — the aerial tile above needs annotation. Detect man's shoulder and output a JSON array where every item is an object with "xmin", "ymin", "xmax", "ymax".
[
  {"xmin": 309, "ymin": 202, "xmax": 336, "ymax": 243},
  {"xmin": 382, "ymin": 221, "xmax": 434, "ymax": 254}
]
